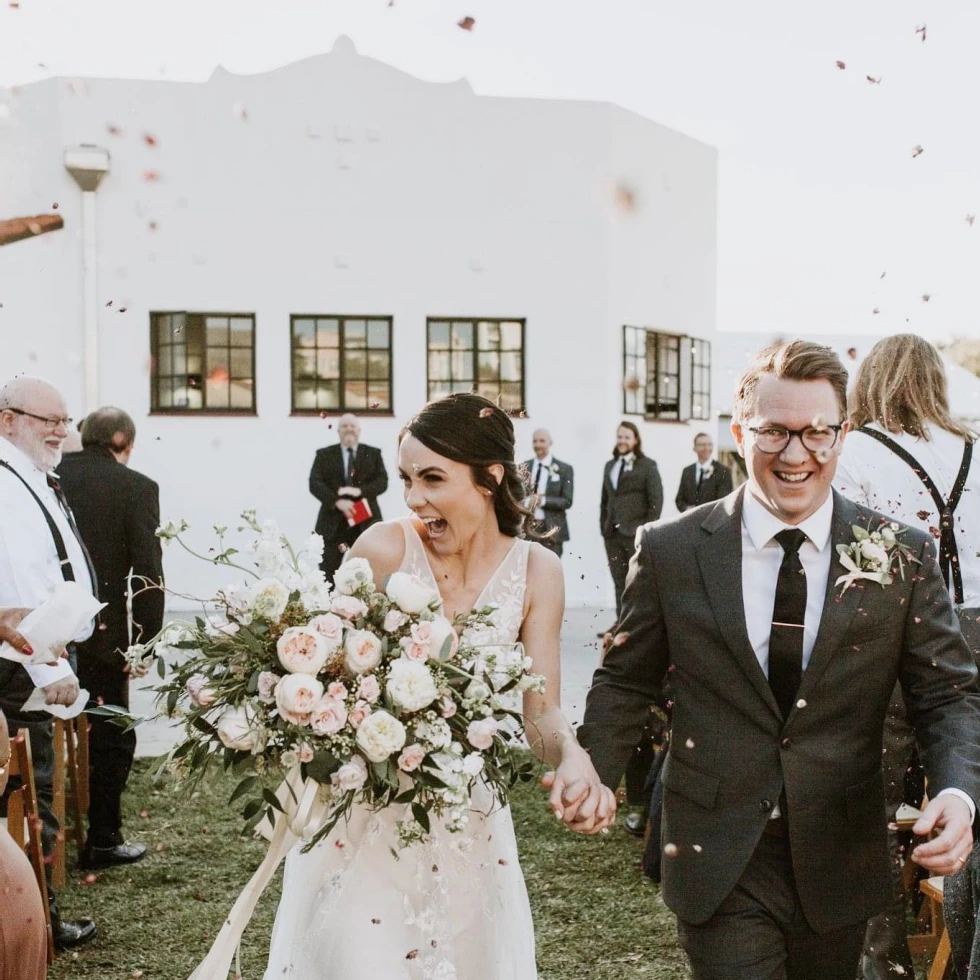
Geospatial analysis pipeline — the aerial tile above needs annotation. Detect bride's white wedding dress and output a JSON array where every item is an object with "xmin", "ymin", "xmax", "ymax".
[{"xmin": 263, "ymin": 519, "xmax": 538, "ymax": 979}]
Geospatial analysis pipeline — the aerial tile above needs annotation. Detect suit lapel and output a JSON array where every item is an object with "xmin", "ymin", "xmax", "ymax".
[
  {"xmin": 792, "ymin": 492, "xmax": 866, "ymax": 711},
  {"xmin": 696, "ymin": 490, "xmax": 782, "ymax": 718}
]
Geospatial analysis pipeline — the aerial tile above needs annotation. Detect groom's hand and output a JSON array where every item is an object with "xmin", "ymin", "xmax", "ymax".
[
  {"xmin": 541, "ymin": 770, "xmax": 617, "ymax": 835},
  {"xmin": 911, "ymin": 794, "xmax": 974, "ymax": 875}
]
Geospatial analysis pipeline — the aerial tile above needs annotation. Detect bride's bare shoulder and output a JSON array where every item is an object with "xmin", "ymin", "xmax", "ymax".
[
  {"xmin": 347, "ymin": 520, "xmax": 408, "ymax": 578},
  {"xmin": 525, "ymin": 541, "xmax": 563, "ymax": 594}
]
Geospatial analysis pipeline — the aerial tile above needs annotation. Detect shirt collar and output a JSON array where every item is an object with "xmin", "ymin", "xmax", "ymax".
[
  {"xmin": 343, "ymin": 442, "xmax": 358, "ymax": 454},
  {"xmin": 535, "ymin": 454, "xmax": 553, "ymax": 468},
  {"xmin": 0, "ymin": 436, "xmax": 50, "ymax": 483},
  {"xmin": 619, "ymin": 452, "xmax": 635, "ymax": 465},
  {"xmin": 741, "ymin": 487, "xmax": 834, "ymax": 554}
]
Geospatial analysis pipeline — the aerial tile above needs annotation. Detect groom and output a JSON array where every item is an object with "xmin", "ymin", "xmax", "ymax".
[{"xmin": 570, "ymin": 341, "xmax": 980, "ymax": 979}]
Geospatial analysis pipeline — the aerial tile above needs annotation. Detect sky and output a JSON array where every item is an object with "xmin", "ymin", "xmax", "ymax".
[{"xmin": 1, "ymin": 0, "xmax": 978, "ymax": 346}]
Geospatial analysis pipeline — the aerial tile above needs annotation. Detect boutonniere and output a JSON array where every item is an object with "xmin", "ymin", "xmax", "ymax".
[
  {"xmin": 549, "ymin": 462, "xmax": 560, "ymax": 476},
  {"xmin": 835, "ymin": 521, "xmax": 920, "ymax": 595},
  {"xmin": 701, "ymin": 464, "xmax": 714, "ymax": 480}
]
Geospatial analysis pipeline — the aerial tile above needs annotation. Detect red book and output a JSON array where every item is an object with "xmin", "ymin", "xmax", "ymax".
[{"xmin": 346, "ymin": 498, "xmax": 373, "ymax": 528}]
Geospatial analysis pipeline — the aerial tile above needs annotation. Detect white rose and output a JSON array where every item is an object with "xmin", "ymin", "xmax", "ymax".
[
  {"xmin": 860, "ymin": 540, "xmax": 890, "ymax": 566},
  {"xmin": 307, "ymin": 613, "xmax": 345, "ymax": 653},
  {"xmin": 423, "ymin": 616, "xmax": 458, "ymax": 661},
  {"xmin": 355, "ymin": 710, "xmax": 407, "ymax": 763},
  {"xmin": 415, "ymin": 717, "xmax": 452, "ymax": 750},
  {"xmin": 386, "ymin": 659, "xmax": 439, "ymax": 713},
  {"xmin": 464, "ymin": 679, "xmax": 491, "ymax": 703},
  {"xmin": 462, "ymin": 752, "xmax": 485, "ymax": 777},
  {"xmin": 333, "ymin": 557, "xmax": 375, "ymax": 596},
  {"xmin": 466, "ymin": 717, "xmax": 498, "ymax": 751},
  {"xmin": 383, "ymin": 609, "xmax": 409, "ymax": 633},
  {"xmin": 343, "ymin": 630, "xmax": 383, "ymax": 675},
  {"xmin": 275, "ymin": 673, "xmax": 324, "ymax": 725},
  {"xmin": 331, "ymin": 754, "xmax": 369, "ymax": 793},
  {"xmin": 216, "ymin": 704, "xmax": 260, "ymax": 752},
  {"xmin": 385, "ymin": 571, "xmax": 440, "ymax": 615},
  {"xmin": 880, "ymin": 526, "xmax": 897, "ymax": 548},
  {"xmin": 250, "ymin": 578, "xmax": 290, "ymax": 622},
  {"xmin": 276, "ymin": 626, "xmax": 331, "ymax": 675}
]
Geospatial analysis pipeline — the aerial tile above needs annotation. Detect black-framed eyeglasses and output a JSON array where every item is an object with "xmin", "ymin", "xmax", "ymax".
[
  {"xmin": 4, "ymin": 408, "xmax": 73, "ymax": 430},
  {"xmin": 747, "ymin": 424, "xmax": 844, "ymax": 455}
]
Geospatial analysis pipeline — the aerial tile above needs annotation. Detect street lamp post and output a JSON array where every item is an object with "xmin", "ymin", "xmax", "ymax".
[{"xmin": 64, "ymin": 145, "xmax": 110, "ymax": 415}]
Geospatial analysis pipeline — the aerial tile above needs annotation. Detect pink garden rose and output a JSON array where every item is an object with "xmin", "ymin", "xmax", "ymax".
[
  {"xmin": 277, "ymin": 626, "xmax": 330, "ymax": 675},
  {"xmin": 186, "ymin": 674, "xmax": 217, "ymax": 707},
  {"xmin": 399, "ymin": 636, "xmax": 429, "ymax": 663},
  {"xmin": 297, "ymin": 743, "xmax": 315, "ymax": 763},
  {"xmin": 397, "ymin": 743, "xmax": 426, "ymax": 772},
  {"xmin": 306, "ymin": 613, "xmax": 345, "ymax": 652},
  {"xmin": 383, "ymin": 609, "xmax": 409, "ymax": 633},
  {"xmin": 311, "ymin": 696, "xmax": 349, "ymax": 735},
  {"xmin": 275, "ymin": 673, "xmax": 324, "ymax": 726},
  {"xmin": 357, "ymin": 674, "xmax": 381, "ymax": 704},
  {"xmin": 439, "ymin": 695, "xmax": 457, "ymax": 719},
  {"xmin": 466, "ymin": 717, "xmax": 498, "ymax": 751},
  {"xmin": 343, "ymin": 630, "xmax": 383, "ymax": 674},
  {"xmin": 327, "ymin": 681, "xmax": 349, "ymax": 700},
  {"xmin": 349, "ymin": 700, "xmax": 372, "ymax": 728},
  {"xmin": 331, "ymin": 595, "xmax": 369, "ymax": 621},
  {"xmin": 257, "ymin": 671, "xmax": 281, "ymax": 704},
  {"xmin": 331, "ymin": 755, "xmax": 369, "ymax": 793}
]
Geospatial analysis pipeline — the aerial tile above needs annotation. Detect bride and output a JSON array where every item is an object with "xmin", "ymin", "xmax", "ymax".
[{"xmin": 264, "ymin": 393, "xmax": 616, "ymax": 979}]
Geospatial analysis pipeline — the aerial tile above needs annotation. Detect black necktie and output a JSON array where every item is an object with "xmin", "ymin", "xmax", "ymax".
[
  {"xmin": 532, "ymin": 462, "xmax": 542, "ymax": 496},
  {"xmin": 47, "ymin": 474, "xmax": 99, "ymax": 595},
  {"xmin": 696, "ymin": 466, "xmax": 705, "ymax": 490},
  {"xmin": 345, "ymin": 447, "xmax": 354, "ymax": 483},
  {"xmin": 768, "ymin": 528, "xmax": 808, "ymax": 720}
]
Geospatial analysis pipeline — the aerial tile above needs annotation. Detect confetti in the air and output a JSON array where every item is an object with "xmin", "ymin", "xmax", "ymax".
[
  {"xmin": 866, "ymin": 75, "xmax": 881, "ymax": 85},
  {"xmin": 872, "ymin": 307, "xmax": 880, "ymax": 315},
  {"xmin": 916, "ymin": 24, "xmax": 927, "ymax": 43},
  {"xmin": 232, "ymin": 101, "xmax": 249, "ymax": 122},
  {"xmin": 458, "ymin": 16, "xmax": 475, "ymax": 30},
  {"xmin": 835, "ymin": 60, "xmax": 846, "ymax": 70},
  {"xmin": 967, "ymin": 215, "xmax": 975, "ymax": 227},
  {"xmin": 106, "ymin": 123, "xmax": 122, "ymax": 137},
  {"xmin": 614, "ymin": 182, "xmax": 636, "ymax": 212},
  {"xmin": 911, "ymin": 145, "xmax": 924, "ymax": 159},
  {"xmin": 143, "ymin": 133, "xmax": 158, "ymax": 147},
  {"xmin": 142, "ymin": 170, "xmax": 161, "ymax": 182},
  {"xmin": 921, "ymin": 293, "xmax": 931, "ymax": 303},
  {"xmin": 880, "ymin": 271, "xmax": 887, "ymax": 279}
]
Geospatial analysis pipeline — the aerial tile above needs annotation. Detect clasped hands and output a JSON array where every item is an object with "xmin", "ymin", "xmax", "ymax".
[
  {"xmin": 0, "ymin": 607, "xmax": 79, "ymax": 706},
  {"xmin": 541, "ymin": 748, "xmax": 617, "ymax": 836},
  {"xmin": 335, "ymin": 487, "xmax": 362, "ymax": 515}
]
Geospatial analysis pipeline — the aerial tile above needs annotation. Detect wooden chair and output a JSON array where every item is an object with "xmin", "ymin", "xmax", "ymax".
[
  {"xmin": 51, "ymin": 715, "xmax": 89, "ymax": 889},
  {"xmin": 918, "ymin": 877, "xmax": 953, "ymax": 980},
  {"xmin": 5, "ymin": 729, "xmax": 55, "ymax": 963}
]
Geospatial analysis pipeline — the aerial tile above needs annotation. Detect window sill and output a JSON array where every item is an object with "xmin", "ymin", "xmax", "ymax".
[
  {"xmin": 149, "ymin": 410, "xmax": 257, "ymax": 417},
  {"xmin": 290, "ymin": 410, "xmax": 396, "ymax": 418}
]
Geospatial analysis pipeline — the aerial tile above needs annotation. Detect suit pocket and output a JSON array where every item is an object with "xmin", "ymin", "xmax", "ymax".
[
  {"xmin": 845, "ymin": 769, "xmax": 885, "ymax": 822},
  {"xmin": 662, "ymin": 753, "xmax": 719, "ymax": 810}
]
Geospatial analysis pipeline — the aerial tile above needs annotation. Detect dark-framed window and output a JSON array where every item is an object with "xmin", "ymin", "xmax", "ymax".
[
  {"xmin": 426, "ymin": 318, "xmax": 525, "ymax": 413},
  {"xmin": 691, "ymin": 338, "xmax": 711, "ymax": 421},
  {"xmin": 622, "ymin": 326, "xmax": 682, "ymax": 420},
  {"xmin": 150, "ymin": 312, "xmax": 255, "ymax": 413},
  {"xmin": 290, "ymin": 316, "xmax": 393, "ymax": 414},
  {"xmin": 623, "ymin": 326, "xmax": 646, "ymax": 415}
]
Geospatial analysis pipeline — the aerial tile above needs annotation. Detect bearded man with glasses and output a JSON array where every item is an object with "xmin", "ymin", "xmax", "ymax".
[{"xmin": 0, "ymin": 376, "xmax": 98, "ymax": 950}]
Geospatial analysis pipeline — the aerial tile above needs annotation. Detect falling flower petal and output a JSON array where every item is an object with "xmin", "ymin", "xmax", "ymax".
[
  {"xmin": 614, "ymin": 182, "xmax": 636, "ymax": 212},
  {"xmin": 232, "ymin": 101, "xmax": 249, "ymax": 122},
  {"xmin": 921, "ymin": 293, "xmax": 931, "ymax": 302},
  {"xmin": 872, "ymin": 307, "xmax": 880, "ymax": 315},
  {"xmin": 866, "ymin": 75, "xmax": 881, "ymax": 85},
  {"xmin": 916, "ymin": 24, "xmax": 927, "ymax": 43},
  {"xmin": 458, "ymin": 16, "xmax": 475, "ymax": 30},
  {"xmin": 663, "ymin": 842, "xmax": 679, "ymax": 857},
  {"xmin": 142, "ymin": 170, "xmax": 161, "ymax": 182},
  {"xmin": 912, "ymin": 145, "xmax": 924, "ymax": 158},
  {"xmin": 835, "ymin": 60, "xmax": 846, "ymax": 70},
  {"xmin": 967, "ymin": 215, "xmax": 975, "ymax": 227}
]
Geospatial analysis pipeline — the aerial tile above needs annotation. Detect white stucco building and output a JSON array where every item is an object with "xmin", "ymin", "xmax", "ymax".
[{"xmin": 0, "ymin": 38, "xmax": 717, "ymax": 607}]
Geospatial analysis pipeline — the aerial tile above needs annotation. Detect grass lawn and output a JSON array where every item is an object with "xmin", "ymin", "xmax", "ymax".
[{"xmin": 48, "ymin": 759, "xmax": 689, "ymax": 980}]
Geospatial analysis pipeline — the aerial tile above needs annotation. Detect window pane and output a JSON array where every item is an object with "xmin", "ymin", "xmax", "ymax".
[
  {"xmin": 152, "ymin": 315, "xmax": 168, "ymax": 344},
  {"xmin": 206, "ymin": 378, "xmax": 230, "ymax": 408},
  {"xmin": 186, "ymin": 353, "xmax": 203, "ymax": 376},
  {"xmin": 209, "ymin": 349, "xmax": 230, "ymax": 375},
  {"xmin": 477, "ymin": 351, "xmax": 500, "ymax": 381},
  {"xmin": 450, "ymin": 350, "xmax": 473, "ymax": 381},
  {"xmin": 229, "ymin": 379, "xmax": 253, "ymax": 410},
  {"xmin": 344, "ymin": 349, "xmax": 367, "ymax": 380},
  {"xmin": 367, "ymin": 349, "xmax": 390, "ymax": 380},
  {"xmin": 451, "ymin": 321, "xmax": 473, "ymax": 350},
  {"xmin": 293, "ymin": 319, "xmax": 316, "ymax": 348},
  {"xmin": 317, "ymin": 348, "xmax": 340, "ymax": 379},
  {"xmin": 428, "ymin": 351, "xmax": 451, "ymax": 381},
  {"xmin": 317, "ymin": 319, "xmax": 339, "ymax": 348},
  {"xmin": 345, "ymin": 319, "xmax": 367, "ymax": 347},
  {"xmin": 229, "ymin": 318, "xmax": 253, "ymax": 347},
  {"xmin": 294, "ymin": 381, "xmax": 317, "ymax": 410},
  {"xmin": 317, "ymin": 381, "xmax": 339, "ymax": 410},
  {"xmin": 428, "ymin": 381, "xmax": 451, "ymax": 400},
  {"xmin": 344, "ymin": 381, "xmax": 368, "ymax": 409},
  {"xmin": 500, "ymin": 351, "xmax": 522, "ymax": 381},
  {"xmin": 156, "ymin": 345, "xmax": 173, "ymax": 377},
  {"xmin": 172, "ymin": 346, "xmax": 187, "ymax": 376},
  {"xmin": 206, "ymin": 318, "xmax": 229, "ymax": 346},
  {"xmin": 499, "ymin": 382, "xmax": 523, "ymax": 412},
  {"xmin": 452, "ymin": 381, "xmax": 475, "ymax": 394},
  {"xmin": 368, "ymin": 381, "xmax": 390, "ymax": 411},
  {"xmin": 156, "ymin": 378, "xmax": 173, "ymax": 408},
  {"xmin": 476, "ymin": 381, "xmax": 501, "ymax": 402},
  {"xmin": 428, "ymin": 322, "xmax": 450, "ymax": 350},
  {"xmin": 500, "ymin": 321, "xmax": 522, "ymax": 350},
  {"xmin": 478, "ymin": 321, "xmax": 501, "ymax": 348},
  {"xmin": 230, "ymin": 349, "xmax": 252, "ymax": 378},
  {"xmin": 293, "ymin": 350, "xmax": 316, "ymax": 381},
  {"xmin": 186, "ymin": 319, "xmax": 205, "ymax": 358},
  {"xmin": 367, "ymin": 320, "xmax": 389, "ymax": 349}
]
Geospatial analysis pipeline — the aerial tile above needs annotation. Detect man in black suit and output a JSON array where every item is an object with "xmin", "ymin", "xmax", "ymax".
[
  {"xmin": 573, "ymin": 342, "xmax": 980, "ymax": 980},
  {"xmin": 675, "ymin": 432, "xmax": 733, "ymax": 512},
  {"xmin": 58, "ymin": 407, "xmax": 164, "ymax": 870},
  {"xmin": 523, "ymin": 428, "xmax": 573, "ymax": 557},
  {"xmin": 309, "ymin": 413, "xmax": 388, "ymax": 584},
  {"xmin": 600, "ymin": 421, "xmax": 663, "ymax": 626}
]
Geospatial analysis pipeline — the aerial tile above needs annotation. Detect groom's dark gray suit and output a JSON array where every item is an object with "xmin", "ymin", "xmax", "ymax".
[{"xmin": 579, "ymin": 488, "xmax": 980, "ymax": 945}]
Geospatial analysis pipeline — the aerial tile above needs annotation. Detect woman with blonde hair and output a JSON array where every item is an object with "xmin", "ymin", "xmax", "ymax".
[{"xmin": 835, "ymin": 333, "xmax": 979, "ymax": 980}]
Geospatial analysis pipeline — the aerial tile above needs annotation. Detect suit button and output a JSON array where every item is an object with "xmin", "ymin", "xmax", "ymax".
[
  {"xmin": 781, "ymin": 738, "xmax": 791, "ymax": 748},
  {"xmin": 760, "ymin": 799, "xmax": 773, "ymax": 812}
]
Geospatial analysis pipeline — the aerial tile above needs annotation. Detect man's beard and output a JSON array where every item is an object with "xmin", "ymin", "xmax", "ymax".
[{"xmin": 22, "ymin": 429, "xmax": 62, "ymax": 471}]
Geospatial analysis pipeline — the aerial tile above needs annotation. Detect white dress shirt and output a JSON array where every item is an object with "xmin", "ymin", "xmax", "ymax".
[
  {"xmin": 835, "ymin": 422, "xmax": 980, "ymax": 607},
  {"xmin": 742, "ymin": 485, "xmax": 974, "ymax": 819},
  {"xmin": 611, "ymin": 453, "xmax": 635, "ymax": 491},
  {"xmin": 0, "ymin": 437, "xmax": 94, "ymax": 686},
  {"xmin": 531, "ymin": 454, "xmax": 553, "ymax": 520}
]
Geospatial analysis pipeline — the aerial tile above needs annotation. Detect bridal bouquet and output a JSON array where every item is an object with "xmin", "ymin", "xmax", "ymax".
[{"xmin": 130, "ymin": 511, "xmax": 543, "ymax": 851}]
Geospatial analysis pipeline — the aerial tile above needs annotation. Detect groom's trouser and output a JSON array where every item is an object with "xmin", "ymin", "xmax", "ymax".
[{"xmin": 677, "ymin": 831, "xmax": 866, "ymax": 980}]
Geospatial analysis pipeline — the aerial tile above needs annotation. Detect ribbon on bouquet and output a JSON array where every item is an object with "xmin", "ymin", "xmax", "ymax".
[{"xmin": 186, "ymin": 767, "xmax": 330, "ymax": 980}]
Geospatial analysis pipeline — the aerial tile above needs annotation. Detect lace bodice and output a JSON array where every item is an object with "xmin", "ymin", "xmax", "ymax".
[{"xmin": 397, "ymin": 518, "xmax": 530, "ymax": 646}]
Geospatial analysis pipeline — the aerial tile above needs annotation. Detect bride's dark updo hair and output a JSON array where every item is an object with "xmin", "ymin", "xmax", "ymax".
[{"xmin": 401, "ymin": 393, "xmax": 534, "ymax": 538}]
